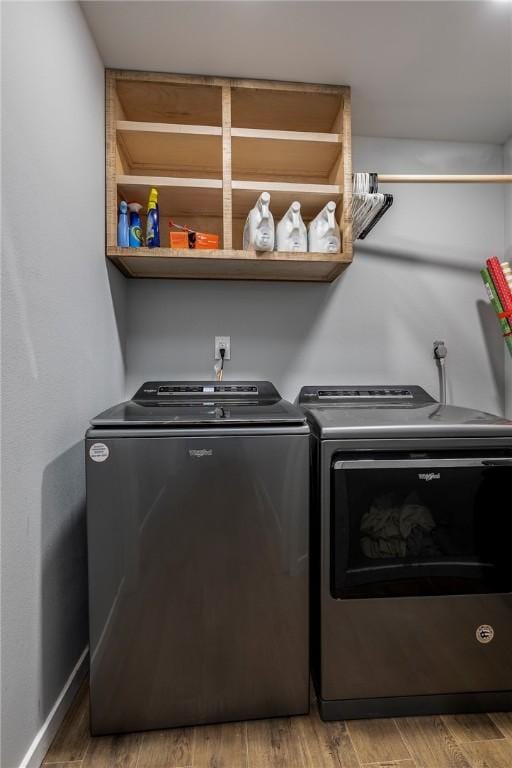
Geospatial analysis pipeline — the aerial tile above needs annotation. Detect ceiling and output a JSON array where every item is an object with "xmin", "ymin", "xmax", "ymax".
[{"xmin": 81, "ymin": 1, "xmax": 512, "ymax": 144}]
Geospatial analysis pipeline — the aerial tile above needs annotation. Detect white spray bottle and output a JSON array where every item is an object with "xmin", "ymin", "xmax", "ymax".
[
  {"xmin": 308, "ymin": 201, "xmax": 340, "ymax": 253},
  {"xmin": 243, "ymin": 192, "xmax": 275, "ymax": 251},
  {"xmin": 276, "ymin": 201, "xmax": 307, "ymax": 252}
]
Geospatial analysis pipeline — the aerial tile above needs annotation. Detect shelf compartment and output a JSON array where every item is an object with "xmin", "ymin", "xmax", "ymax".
[
  {"xmin": 117, "ymin": 121, "xmax": 222, "ymax": 179},
  {"xmin": 232, "ymin": 180, "xmax": 342, "ymax": 220},
  {"xmin": 232, "ymin": 131, "xmax": 342, "ymax": 184},
  {"xmin": 117, "ymin": 175, "xmax": 223, "ymax": 218},
  {"xmin": 231, "ymin": 85, "xmax": 346, "ymax": 133},
  {"xmin": 107, "ymin": 247, "xmax": 351, "ymax": 282},
  {"xmin": 115, "ymin": 78, "xmax": 222, "ymax": 126}
]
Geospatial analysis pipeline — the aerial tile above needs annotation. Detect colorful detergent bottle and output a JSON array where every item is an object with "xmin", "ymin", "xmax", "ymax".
[
  {"xmin": 308, "ymin": 201, "xmax": 340, "ymax": 253},
  {"xmin": 117, "ymin": 201, "xmax": 129, "ymax": 247},
  {"xmin": 243, "ymin": 192, "xmax": 274, "ymax": 251},
  {"xmin": 276, "ymin": 201, "xmax": 307, "ymax": 252},
  {"xmin": 146, "ymin": 187, "xmax": 160, "ymax": 248},
  {"xmin": 128, "ymin": 202, "xmax": 143, "ymax": 247}
]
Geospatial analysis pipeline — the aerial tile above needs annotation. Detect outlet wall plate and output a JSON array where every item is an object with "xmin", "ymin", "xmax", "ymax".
[{"xmin": 214, "ymin": 336, "xmax": 231, "ymax": 360}]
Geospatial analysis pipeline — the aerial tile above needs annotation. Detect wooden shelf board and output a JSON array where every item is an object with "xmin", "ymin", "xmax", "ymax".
[
  {"xmin": 231, "ymin": 127, "xmax": 341, "ymax": 143},
  {"xmin": 232, "ymin": 135, "xmax": 341, "ymax": 184},
  {"xmin": 232, "ymin": 180, "xmax": 342, "ymax": 219},
  {"xmin": 111, "ymin": 69, "xmax": 348, "ymax": 95},
  {"xmin": 117, "ymin": 174, "xmax": 222, "ymax": 189},
  {"xmin": 117, "ymin": 175, "xmax": 223, "ymax": 217},
  {"xmin": 117, "ymin": 125, "xmax": 222, "ymax": 178},
  {"xmin": 108, "ymin": 246, "xmax": 347, "ymax": 263},
  {"xmin": 107, "ymin": 247, "xmax": 351, "ymax": 282},
  {"xmin": 117, "ymin": 120, "xmax": 222, "ymax": 136}
]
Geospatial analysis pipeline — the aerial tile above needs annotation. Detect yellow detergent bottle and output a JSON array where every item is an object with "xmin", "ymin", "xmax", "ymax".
[{"xmin": 146, "ymin": 187, "xmax": 160, "ymax": 247}]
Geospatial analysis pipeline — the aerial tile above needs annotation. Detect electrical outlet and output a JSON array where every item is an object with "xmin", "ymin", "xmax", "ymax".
[{"xmin": 214, "ymin": 336, "xmax": 231, "ymax": 360}]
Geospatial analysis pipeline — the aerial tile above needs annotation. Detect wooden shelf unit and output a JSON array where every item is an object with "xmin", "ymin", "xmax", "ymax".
[{"xmin": 106, "ymin": 70, "xmax": 352, "ymax": 282}]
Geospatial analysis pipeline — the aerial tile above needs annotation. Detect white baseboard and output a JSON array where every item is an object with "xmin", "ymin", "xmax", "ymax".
[{"xmin": 18, "ymin": 646, "xmax": 89, "ymax": 768}]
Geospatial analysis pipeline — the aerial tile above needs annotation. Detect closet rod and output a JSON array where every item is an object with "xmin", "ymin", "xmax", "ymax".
[{"xmin": 379, "ymin": 174, "xmax": 512, "ymax": 184}]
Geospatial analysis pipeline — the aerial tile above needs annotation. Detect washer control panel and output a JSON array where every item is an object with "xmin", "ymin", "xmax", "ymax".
[
  {"xmin": 157, "ymin": 385, "xmax": 258, "ymax": 395},
  {"xmin": 132, "ymin": 381, "xmax": 281, "ymax": 404}
]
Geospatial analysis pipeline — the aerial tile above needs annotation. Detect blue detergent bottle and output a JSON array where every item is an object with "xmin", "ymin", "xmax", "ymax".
[
  {"xmin": 146, "ymin": 187, "xmax": 160, "ymax": 248},
  {"xmin": 117, "ymin": 201, "xmax": 129, "ymax": 246},
  {"xmin": 128, "ymin": 202, "xmax": 143, "ymax": 247}
]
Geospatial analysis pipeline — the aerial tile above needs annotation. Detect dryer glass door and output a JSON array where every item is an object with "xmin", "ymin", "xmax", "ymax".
[{"xmin": 331, "ymin": 454, "xmax": 512, "ymax": 599}]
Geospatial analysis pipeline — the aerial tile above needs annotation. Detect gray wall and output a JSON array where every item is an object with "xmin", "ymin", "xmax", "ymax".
[
  {"xmin": 1, "ymin": 3, "xmax": 126, "ymax": 767},
  {"xmin": 125, "ymin": 137, "xmax": 506, "ymax": 416},
  {"xmin": 505, "ymin": 136, "xmax": 512, "ymax": 418}
]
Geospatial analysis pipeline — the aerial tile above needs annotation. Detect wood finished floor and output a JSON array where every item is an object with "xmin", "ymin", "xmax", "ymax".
[{"xmin": 42, "ymin": 682, "xmax": 512, "ymax": 768}]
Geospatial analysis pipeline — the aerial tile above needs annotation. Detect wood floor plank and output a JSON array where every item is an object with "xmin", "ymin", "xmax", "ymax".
[
  {"xmin": 364, "ymin": 762, "xmax": 416, "ymax": 768},
  {"xmin": 81, "ymin": 734, "xmax": 142, "ymax": 768},
  {"xmin": 442, "ymin": 714, "xmax": 505, "ymax": 743},
  {"xmin": 44, "ymin": 683, "xmax": 90, "ymax": 764},
  {"xmin": 396, "ymin": 716, "xmax": 471, "ymax": 768},
  {"xmin": 247, "ymin": 717, "xmax": 305, "ymax": 768},
  {"xmin": 461, "ymin": 738, "xmax": 512, "ymax": 768},
  {"xmin": 43, "ymin": 763, "xmax": 85, "ymax": 767},
  {"xmin": 489, "ymin": 713, "xmax": 512, "ymax": 739},
  {"xmin": 346, "ymin": 718, "xmax": 411, "ymax": 764},
  {"xmin": 294, "ymin": 709, "xmax": 359, "ymax": 768},
  {"xmin": 137, "ymin": 728, "xmax": 194, "ymax": 768},
  {"xmin": 193, "ymin": 722, "xmax": 247, "ymax": 768}
]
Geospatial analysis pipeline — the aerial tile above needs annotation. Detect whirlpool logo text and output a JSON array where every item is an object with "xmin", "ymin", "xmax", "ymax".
[
  {"xmin": 189, "ymin": 449, "xmax": 213, "ymax": 458},
  {"xmin": 418, "ymin": 472, "xmax": 440, "ymax": 481}
]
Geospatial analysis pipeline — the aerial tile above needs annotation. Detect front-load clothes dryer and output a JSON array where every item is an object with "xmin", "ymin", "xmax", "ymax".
[
  {"xmin": 298, "ymin": 385, "xmax": 512, "ymax": 721},
  {"xmin": 86, "ymin": 381, "xmax": 309, "ymax": 734}
]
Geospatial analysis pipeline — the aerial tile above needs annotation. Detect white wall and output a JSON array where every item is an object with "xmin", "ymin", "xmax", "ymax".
[
  {"xmin": 505, "ymin": 137, "xmax": 512, "ymax": 418},
  {"xmin": 1, "ymin": 3, "xmax": 126, "ymax": 767},
  {"xmin": 125, "ymin": 137, "xmax": 506, "ymax": 416}
]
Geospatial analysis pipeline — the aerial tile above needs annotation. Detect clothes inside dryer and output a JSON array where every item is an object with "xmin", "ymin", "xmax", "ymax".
[{"xmin": 360, "ymin": 490, "xmax": 437, "ymax": 559}]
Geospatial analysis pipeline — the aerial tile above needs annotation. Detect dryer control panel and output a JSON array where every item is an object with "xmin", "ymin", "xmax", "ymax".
[
  {"xmin": 298, "ymin": 385, "xmax": 436, "ymax": 405},
  {"xmin": 317, "ymin": 388, "xmax": 413, "ymax": 399}
]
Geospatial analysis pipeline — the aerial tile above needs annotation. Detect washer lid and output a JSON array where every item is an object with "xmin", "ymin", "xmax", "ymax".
[{"xmin": 90, "ymin": 380, "xmax": 307, "ymax": 427}]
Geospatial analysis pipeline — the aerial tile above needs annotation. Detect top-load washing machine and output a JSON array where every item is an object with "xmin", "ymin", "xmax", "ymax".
[
  {"xmin": 86, "ymin": 381, "xmax": 309, "ymax": 734},
  {"xmin": 298, "ymin": 384, "xmax": 512, "ymax": 720}
]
